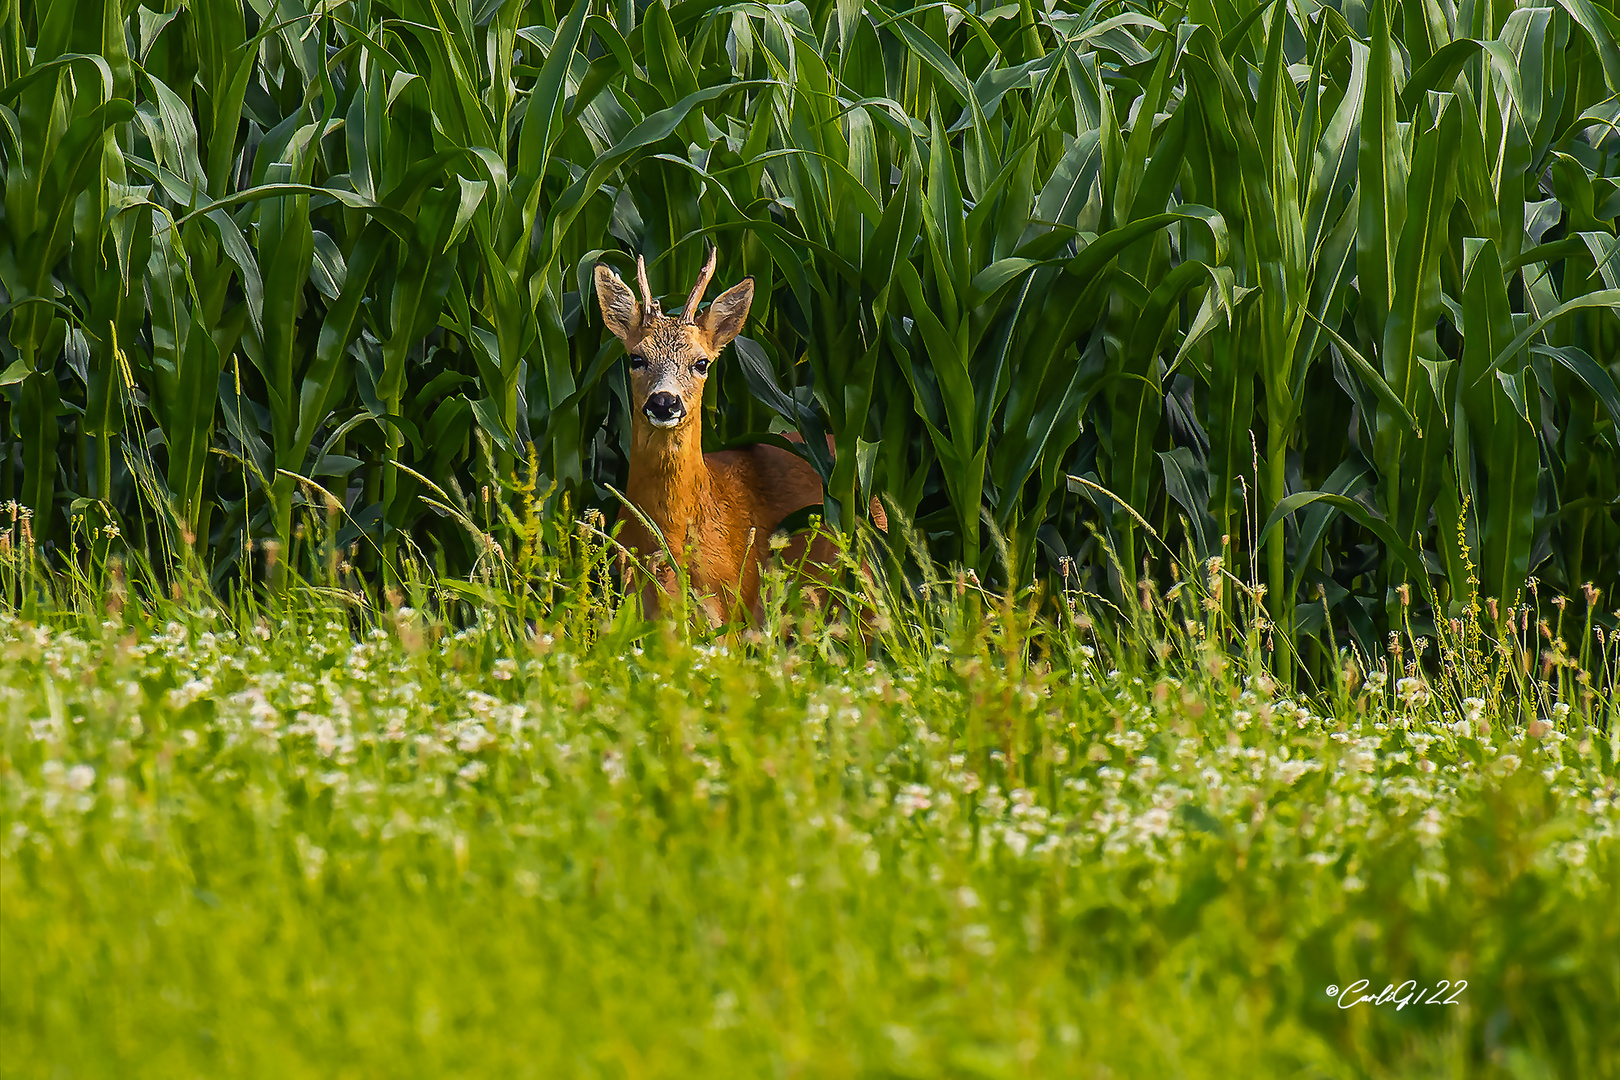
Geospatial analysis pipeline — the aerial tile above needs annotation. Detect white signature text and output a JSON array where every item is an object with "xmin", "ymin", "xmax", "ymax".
[{"xmin": 1327, "ymin": 979, "xmax": 1468, "ymax": 1009}]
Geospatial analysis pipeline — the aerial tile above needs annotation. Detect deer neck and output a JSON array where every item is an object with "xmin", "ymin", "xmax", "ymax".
[{"xmin": 626, "ymin": 419, "xmax": 715, "ymax": 549}]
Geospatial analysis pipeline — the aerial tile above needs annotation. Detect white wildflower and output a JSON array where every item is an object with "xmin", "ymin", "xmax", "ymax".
[
  {"xmin": 960, "ymin": 923, "xmax": 994, "ymax": 956},
  {"xmin": 1416, "ymin": 807, "xmax": 1444, "ymax": 844},
  {"xmin": 295, "ymin": 835, "xmax": 327, "ymax": 882},
  {"xmin": 1133, "ymin": 806, "xmax": 1172, "ymax": 839},
  {"xmin": 167, "ymin": 676, "xmax": 213, "ymax": 709},
  {"xmin": 1274, "ymin": 759, "xmax": 1317, "ymax": 786},
  {"xmin": 1393, "ymin": 676, "xmax": 1432, "ymax": 709},
  {"xmin": 453, "ymin": 722, "xmax": 495, "ymax": 753},
  {"xmin": 895, "ymin": 784, "xmax": 932, "ymax": 816}
]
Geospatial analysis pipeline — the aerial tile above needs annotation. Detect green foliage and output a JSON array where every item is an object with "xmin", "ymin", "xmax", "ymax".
[
  {"xmin": 1, "ymin": 559, "xmax": 1617, "ymax": 1077},
  {"xmin": 2, "ymin": 0, "xmax": 1618, "ymax": 676}
]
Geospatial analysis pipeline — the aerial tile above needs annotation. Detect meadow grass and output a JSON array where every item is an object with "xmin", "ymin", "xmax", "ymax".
[{"xmin": 1, "ymin": 545, "xmax": 1618, "ymax": 1078}]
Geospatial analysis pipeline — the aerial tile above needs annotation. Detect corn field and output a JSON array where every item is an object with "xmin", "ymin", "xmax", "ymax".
[{"xmin": 2, "ymin": 0, "xmax": 1618, "ymax": 667}]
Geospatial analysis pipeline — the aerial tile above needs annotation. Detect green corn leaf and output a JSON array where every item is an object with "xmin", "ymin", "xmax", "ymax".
[
  {"xmin": 1577, "ymin": 232, "xmax": 1620, "ymax": 289},
  {"xmin": 923, "ymin": 97, "xmax": 968, "ymax": 310},
  {"xmin": 1126, "ymin": 260, "xmax": 1212, "ymax": 363},
  {"xmin": 1303, "ymin": 39, "xmax": 1365, "ymax": 263},
  {"xmin": 863, "ymin": 148, "xmax": 923, "ymax": 292},
  {"xmin": 1289, "ymin": 459, "xmax": 1372, "ymax": 580},
  {"xmin": 1158, "ymin": 445, "xmax": 1218, "ymax": 561},
  {"xmin": 1531, "ymin": 344, "xmax": 1620, "ymax": 427},
  {"xmin": 532, "ymin": 81, "xmax": 758, "ymax": 275},
  {"xmin": 0, "ymin": 52, "xmax": 115, "ymax": 106},
  {"xmin": 1482, "ymin": 290, "xmax": 1620, "ymax": 380},
  {"xmin": 176, "ymin": 183, "xmax": 413, "ymax": 237},
  {"xmin": 1032, "ymin": 130, "xmax": 1103, "ymax": 233},
  {"xmin": 445, "ymin": 176, "xmax": 489, "ymax": 253},
  {"xmin": 1302, "ymin": 309, "xmax": 1422, "ymax": 437},
  {"xmin": 893, "ymin": 260, "xmax": 973, "ymax": 444},
  {"xmin": 1376, "ymin": 90, "xmax": 1460, "ymax": 550},
  {"xmin": 1460, "ymin": 237, "xmax": 1541, "ymax": 608},
  {"xmin": 1494, "ymin": 368, "xmax": 1535, "ymax": 426},
  {"xmin": 298, "ymin": 224, "xmax": 390, "ymax": 462},
  {"xmin": 1173, "ymin": 265, "xmax": 1257, "ymax": 373},
  {"xmin": 512, "ymin": 0, "xmax": 592, "ymax": 209},
  {"xmin": 1550, "ymin": 0, "xmax": 1620, "ymax": 91},
  {"xmin": 166, "ymin": 302, "xmax": 222, "ymax": 533},
  {"xmin": 1357, "ymin": 0, "xmax": 1405, "ymax": 342},
  {"xmin": 1399, "ymin": 38, "xmax": 1481, "ymax": 114},
  {"xmin": 1068, "ymin": 205, "xmax": 1227, "ymax": 283},
  {"xmin": 1259, "ymin": 490, "xmax": 1425, "ymax": 581},
  {"xmin": 204, "ymin": 208, "xmax": 264, "ymax": 336}
]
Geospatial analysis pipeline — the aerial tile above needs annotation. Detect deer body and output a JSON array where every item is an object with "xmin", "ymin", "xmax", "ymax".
[{"xmin": 595, "ymin": 249, "xmax": 880, "ymax": 622}]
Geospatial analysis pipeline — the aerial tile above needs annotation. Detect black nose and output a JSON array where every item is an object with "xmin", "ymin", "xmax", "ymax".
[{"xmin": 644, "ymin": 392, "xmax": 684, "ymax": 421}]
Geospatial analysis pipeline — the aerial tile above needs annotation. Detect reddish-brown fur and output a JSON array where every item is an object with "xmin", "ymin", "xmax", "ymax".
[{"xmin": 595, "ymin": 250, "xmax": 884, "ymax": 623}]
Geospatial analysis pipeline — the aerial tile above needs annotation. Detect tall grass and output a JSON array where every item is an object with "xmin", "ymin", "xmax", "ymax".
[
  {"xmin": 2, "ymin": 504, "xmax": 1617, "ymax": 1077},
  {"xmin": 2, "ymin": 0, "xmax": 1618, "ymax": 679}
]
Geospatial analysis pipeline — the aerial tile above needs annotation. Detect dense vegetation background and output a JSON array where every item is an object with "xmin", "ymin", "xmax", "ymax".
[{"xmin": 2, "ymin": 0, "xmax": 1618, "ymax": 671}]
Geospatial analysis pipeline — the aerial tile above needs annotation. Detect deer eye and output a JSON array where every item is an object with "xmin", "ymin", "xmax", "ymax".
[
  {"xmin": 692, "ymin": 359, "xmax": 710, "ymax": 376},
  {"xmin": 628, "ymin": 354, "xmax": 647, "ymax": 371}
]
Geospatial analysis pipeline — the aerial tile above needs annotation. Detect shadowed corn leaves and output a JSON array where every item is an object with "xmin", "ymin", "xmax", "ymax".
[{"xmin": 1, "ymin": 0, "xmax": 1617, "ymax": 679}]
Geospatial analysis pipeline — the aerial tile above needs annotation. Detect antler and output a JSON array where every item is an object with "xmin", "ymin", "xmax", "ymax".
[
  {"xmin": 636, "ymin": 255, "xmax": 660, "ymax": 326},
  {"xmin": 679, "ymin": 245, "xmax": 718, "ymax": 326}
]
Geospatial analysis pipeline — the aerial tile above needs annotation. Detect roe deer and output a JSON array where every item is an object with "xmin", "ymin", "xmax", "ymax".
[{"xmin": 594, "ymin": 247, "xmax": 885, "ymax": 623}]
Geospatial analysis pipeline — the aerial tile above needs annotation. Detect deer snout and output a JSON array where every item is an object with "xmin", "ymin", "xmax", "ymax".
[{"xmin": 643, "ymin": 391, "xmax": 686, "ymax": 428}]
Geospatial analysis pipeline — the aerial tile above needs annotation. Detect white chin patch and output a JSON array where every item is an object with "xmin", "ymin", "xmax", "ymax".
[{"xmin": 645, "ymin": 412, "xmax": 683, "ymax": 429}]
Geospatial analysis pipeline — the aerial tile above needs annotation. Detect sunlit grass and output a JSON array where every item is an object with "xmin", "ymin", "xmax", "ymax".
[{"xmin": 2, "ymin": 563, "xmax": 1616, "ymax": 1078}]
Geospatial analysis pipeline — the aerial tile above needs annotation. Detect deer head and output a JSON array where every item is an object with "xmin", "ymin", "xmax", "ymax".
[{"xmin": 593, "ymin": 247, "xmax": 754, "ymax": 431}]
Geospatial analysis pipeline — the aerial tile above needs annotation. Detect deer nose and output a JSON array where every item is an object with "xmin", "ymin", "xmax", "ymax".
[{"xmin": 643, "ymin": 391, "xmax": 685, "ymax": 425}]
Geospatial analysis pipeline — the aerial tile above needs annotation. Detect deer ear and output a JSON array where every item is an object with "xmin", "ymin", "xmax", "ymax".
[
  {"xmin": 594, "ymin": 263, "xmax": 642, "ymax": 344},
  {"xmin": 697, "ymin": 276, "xmax": 754, "ymax": 354}
]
